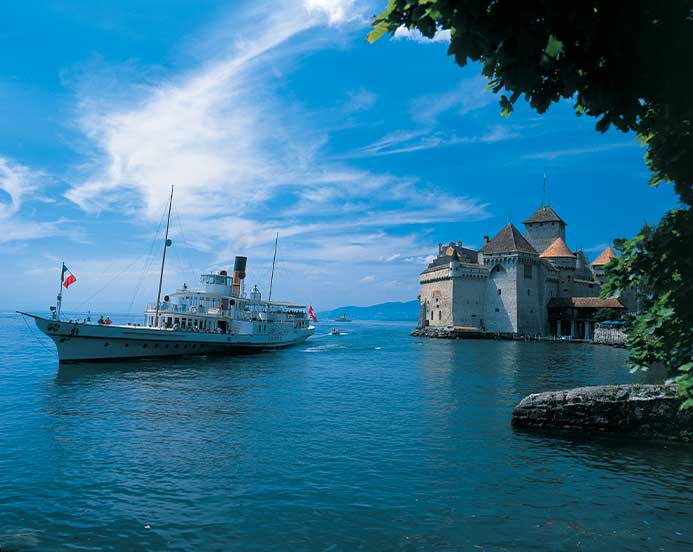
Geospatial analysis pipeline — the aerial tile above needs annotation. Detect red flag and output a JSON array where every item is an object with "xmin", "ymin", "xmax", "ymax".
[
  {"xmin": 308, "ymin": 305, "xmax": 318, "ymax": 323},
  {"xmin": 62, "ymin": 264, "xmax": 77, "ymax": 288}
]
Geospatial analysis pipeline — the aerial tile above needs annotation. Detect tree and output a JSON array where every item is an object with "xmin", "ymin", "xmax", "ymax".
[{"xmin": 368, "ymin": 1, "xmax": 693, "ymax": 407}]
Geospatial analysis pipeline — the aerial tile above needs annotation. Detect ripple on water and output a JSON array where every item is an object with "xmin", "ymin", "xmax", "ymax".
[{"xmin": 1, "ymin": 314, "xmax": 691, "ymax": 551}]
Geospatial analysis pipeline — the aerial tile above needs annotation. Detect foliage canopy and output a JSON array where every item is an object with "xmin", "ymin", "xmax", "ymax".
[{"xmin": 369, "ymin": 0, "xmax": 693, "ymax": 405}]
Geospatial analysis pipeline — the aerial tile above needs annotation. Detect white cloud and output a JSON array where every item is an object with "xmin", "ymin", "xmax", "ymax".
[
  {"xmin": 304, "ymin": 0, "xmax": 358, "ymax": 24},
  {"xmin": 0, "ymin": 157, "xmax": 39, "ymax": 218},
  {"xmin": 359, "ymin": 274, "xmax": 376, "ymax": 283},
  {"xmin": 0, "ymin": 156, "xmax": 75, "ymax": 244},
  {"xmin": 393, "ymin": 26, "xmax": 451, "ymax": 43}
]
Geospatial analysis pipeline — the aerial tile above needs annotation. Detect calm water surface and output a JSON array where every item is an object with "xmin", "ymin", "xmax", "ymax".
[{"xmin": 1, "ymin": 313, "xmax": 691, "ymax": 551}]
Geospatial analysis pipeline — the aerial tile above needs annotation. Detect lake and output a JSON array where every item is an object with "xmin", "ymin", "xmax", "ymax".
[{"xmin": 1, "ymin": 313, "xmax": 691, "ymax": 551}]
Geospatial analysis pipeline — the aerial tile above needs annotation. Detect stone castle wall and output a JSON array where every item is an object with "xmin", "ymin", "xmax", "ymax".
[
  {"xmin": 524, "ymin": 221, "xmax": 565, "ymax": 254},
  {"xmin": 452, "ymin": 276, "xmax": 487, "ymax": 328},
  {"xmin": 419, "ymin": 268, "xmax": 453, "ymax": 327},
  {"xmin": 482, "ymin": 257, "xmax": 517, "ymax": 332}
]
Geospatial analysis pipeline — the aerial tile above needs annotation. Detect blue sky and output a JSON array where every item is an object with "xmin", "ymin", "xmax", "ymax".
[{"xmin": 0, "ymin": 0, "xmax": 678, "ymax": 313}]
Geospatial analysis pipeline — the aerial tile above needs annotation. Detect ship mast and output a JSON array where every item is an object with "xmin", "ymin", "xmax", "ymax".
[
  {"xmin": 154, "ymin": 185, "xmax": 174, "ymax": 328},
  {"xmin": 268, "ymin": 232, "xmax": 278, "ymax": 303}
]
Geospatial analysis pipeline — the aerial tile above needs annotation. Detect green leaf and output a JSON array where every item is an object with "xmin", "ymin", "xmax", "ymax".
[
  {"xmin": 544, "ymin": 34, "xmax": 564, "ymax": 57},
  {"xmin": 367, "ymin": 20, "xmax": 392, "ymax": 44}
]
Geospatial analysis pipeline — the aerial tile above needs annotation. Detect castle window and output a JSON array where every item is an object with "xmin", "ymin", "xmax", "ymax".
[
  {"xmin": 524, "ymin": 262, "xmax": 532, "ymax": 279},
  {"xmin": 495, "ymin": 308, "xmax": 500, "ymax": 312},
  {"xmin": 527, "ymin": 289, "xmax": 531, "ymax": 296},
  {"xmin": 438, "ymin": 311, "xmax": 442, "ymax": 321}
]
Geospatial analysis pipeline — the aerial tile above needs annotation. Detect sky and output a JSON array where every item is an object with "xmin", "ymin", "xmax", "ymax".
[{"xmin": 0, "ymin": 0, "xmax": 678, "ymax": 314}]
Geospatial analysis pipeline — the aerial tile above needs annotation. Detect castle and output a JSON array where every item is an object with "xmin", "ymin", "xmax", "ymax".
[{"xmin": 418, "ymin": 205, "xmax": 626, "ymax": 339}]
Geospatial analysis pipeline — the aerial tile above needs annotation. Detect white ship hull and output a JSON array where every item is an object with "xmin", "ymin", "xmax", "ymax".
[{"xmin": 22, "ymin": 313, "xmax": 313, "ymax": 362}]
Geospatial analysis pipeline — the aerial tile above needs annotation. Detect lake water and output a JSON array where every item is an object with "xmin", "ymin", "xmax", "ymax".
[{"xmin": 1, "ymin": 313, "xmax": 691, "ymax": 551}]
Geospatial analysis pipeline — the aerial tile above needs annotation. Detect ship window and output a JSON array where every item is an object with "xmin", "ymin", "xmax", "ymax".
[
  {"xmin": 495, "ymin": 308, "xmax": 500, "ymax": 312},
  {"xmin": 124, "ymin": 343, "xmax": 129, "ymax": 347},
  {"xmin": 527, "ymin": 289, "xmax": 531, "ymax": 296},
  {"xmin": 498, "ymin": 289, "xmax": 502, "ymax": 295},
  {"xmin": 143, "ymin": 344, "xmax": 147, "ymax": 348},
  {"xmin": 104, "ymin": 343, "xmax": 109, "ymax": 347}
]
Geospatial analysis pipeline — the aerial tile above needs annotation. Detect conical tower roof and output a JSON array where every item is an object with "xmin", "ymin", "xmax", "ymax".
[
  {"xmin": 523, "ymin": 205, "xmax": 566, "ymax": 225},
  {"xmin": 540, "ymin": 237, "xmax": 576, "ymax": 258},
  {"xmin": 480, "ymin": 223, "xmax": 538, "ymax": 255},
  {"xmin": 592, "ymin": 246, "xmax": 617, "ymax": 266}
]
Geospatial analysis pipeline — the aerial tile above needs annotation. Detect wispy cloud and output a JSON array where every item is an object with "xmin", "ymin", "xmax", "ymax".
[
  {"xmin": 411, "ymin": 76, "xmax": 494, "ymax": 125},
  {"xmin": 523, "ymin": 142, "xmax": 638, "ymax": 161},
  {"xmin": 0, "ymin": 156, "xmax": 77, "ymax": 244},
  {"xmin": 346, "ymin": 124, "xmax": 518, "ymax": 158}
]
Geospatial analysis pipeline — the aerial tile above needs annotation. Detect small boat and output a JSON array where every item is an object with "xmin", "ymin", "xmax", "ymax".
[
  {"xmin": 18, "ymin": 187, "xmax": 315, "ymax": 362},
  {"xmin": 333, "ymin": 314, "xmax": 352, "ymax": 322},
  {"xmin": 330, "ymin": 328, "xmax": 339, "ymax": 335}
]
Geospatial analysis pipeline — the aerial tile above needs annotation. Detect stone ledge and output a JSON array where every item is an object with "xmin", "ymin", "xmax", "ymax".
[{"xmin": 512, "ymin": 384, "xmax": 693, "ymax": 442}]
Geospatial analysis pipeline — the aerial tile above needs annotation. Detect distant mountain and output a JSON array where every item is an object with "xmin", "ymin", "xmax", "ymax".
[{"xmin": 319, "ymin": 300, "xmax": 419, "ymax": 322}]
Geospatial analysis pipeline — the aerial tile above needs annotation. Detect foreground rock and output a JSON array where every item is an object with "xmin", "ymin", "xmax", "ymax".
[{"xmin": 512, "ymin": 384, "xmax": 693, "ymax": 442}]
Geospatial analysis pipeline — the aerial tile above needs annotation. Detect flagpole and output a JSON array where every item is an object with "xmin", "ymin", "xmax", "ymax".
[
  {"xmin": 154, "ymin": 185, "xmax": 174, "ymax": 328},
  {"xmin": 268, "ymin": 232, "xmax": 278, "ymax": 304},
  {"xmin": 57, "ymin": 262, "xmax": 64, "ymax": 321}
]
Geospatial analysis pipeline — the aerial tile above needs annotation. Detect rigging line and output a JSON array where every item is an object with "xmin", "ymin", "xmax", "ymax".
[
  {"xmin": 126, "ymin": 211, "xmax": 169, "ymax": 317},
  {"xmin": 126, "ymin": 240, "xmax": 160, "ymax": 317},
  {"xmin": 19, "ymin": 314, "xmax": 54, "ymax": 355},
  {"xmin": 171, "ymin": 203, "xmax": 198, "ymax": 282},
  {"xmin": 77, "ymin": 207, "xmax": 168, "ymax": 314}
]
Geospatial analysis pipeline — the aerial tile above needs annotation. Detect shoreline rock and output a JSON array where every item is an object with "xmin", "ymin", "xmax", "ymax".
[{"xmin": 512, "ymin": 384, "xmax": 693, "ymax": 442}]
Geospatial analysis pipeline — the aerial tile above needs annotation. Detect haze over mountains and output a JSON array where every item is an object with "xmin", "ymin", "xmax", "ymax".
[{"xmin": 319, "ymin": 300, "xmax": 418, "ymax": 322}]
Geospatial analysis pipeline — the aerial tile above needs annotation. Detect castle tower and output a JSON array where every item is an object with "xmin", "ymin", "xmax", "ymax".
[
  {"xmin": 479, "ymin": 223, "xmax": 543, "ymax": 334},
  {"xmin": 523, "ymin": 206, "xmax": 567, "ymax": 254}
]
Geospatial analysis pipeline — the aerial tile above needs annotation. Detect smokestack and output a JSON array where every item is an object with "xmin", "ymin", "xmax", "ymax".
[{"xmin": 232, "ymin": 256, "xmax": 247, "ymax": 296}]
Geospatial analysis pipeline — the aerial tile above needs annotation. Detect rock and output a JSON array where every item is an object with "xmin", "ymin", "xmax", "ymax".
[{"xmin": 512, "ymin": 384, "xmax": 693, "ymax": 442}]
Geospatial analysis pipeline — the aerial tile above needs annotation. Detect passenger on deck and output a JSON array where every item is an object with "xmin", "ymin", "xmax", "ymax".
[
  {"xmin": 104, "ymin": 316, "xmax": 112, "ymax": 325},
  {"xmin": 97, "ymin": 315, "xmax": 104, "ymax": 324}
]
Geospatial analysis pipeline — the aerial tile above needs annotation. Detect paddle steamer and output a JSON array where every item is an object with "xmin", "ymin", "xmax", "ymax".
[{"xmin": 19, "ymin": 187, "xmax": 314, "ymax": 362}]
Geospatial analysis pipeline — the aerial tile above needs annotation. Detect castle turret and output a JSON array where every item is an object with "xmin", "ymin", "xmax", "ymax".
[
  {"xmin": 540, "ymin": 237, "xmax": 576, "ymax": 297},
  {"xmin": 539, "ymin": 237, "xmax": 576, "ymax": 269},
  {"xmin": 523, "ymin": 206, "xmax": 567, "ymax": 254},
  {"xmin": 591, "ymin": 246, "xmax": 617, "ymax": 283}
]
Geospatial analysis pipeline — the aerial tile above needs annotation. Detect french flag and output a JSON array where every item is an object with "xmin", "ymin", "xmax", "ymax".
[{"xmin": 62, "ymin": 264, "xmax": 77, "ymax": 288}]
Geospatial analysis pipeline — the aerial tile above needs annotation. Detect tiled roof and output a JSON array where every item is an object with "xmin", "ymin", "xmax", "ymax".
[
  {"xmin": 479, "ymin": 223, "xmax": 538, "ymax": 255},
  {"xmin": 540, "ymin": 237, "xmax": 576, "ymax": 258},
  {"xmin": 548, "ymin": 297, "xmax": 624, "ymax": 309},
  {"xmin": 592, "ymin": 246, "xmax": 617, "ymax": 266},
  {"xmin": 523, "ymin": 205, "xmax": 566, "ymax": 225}
]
